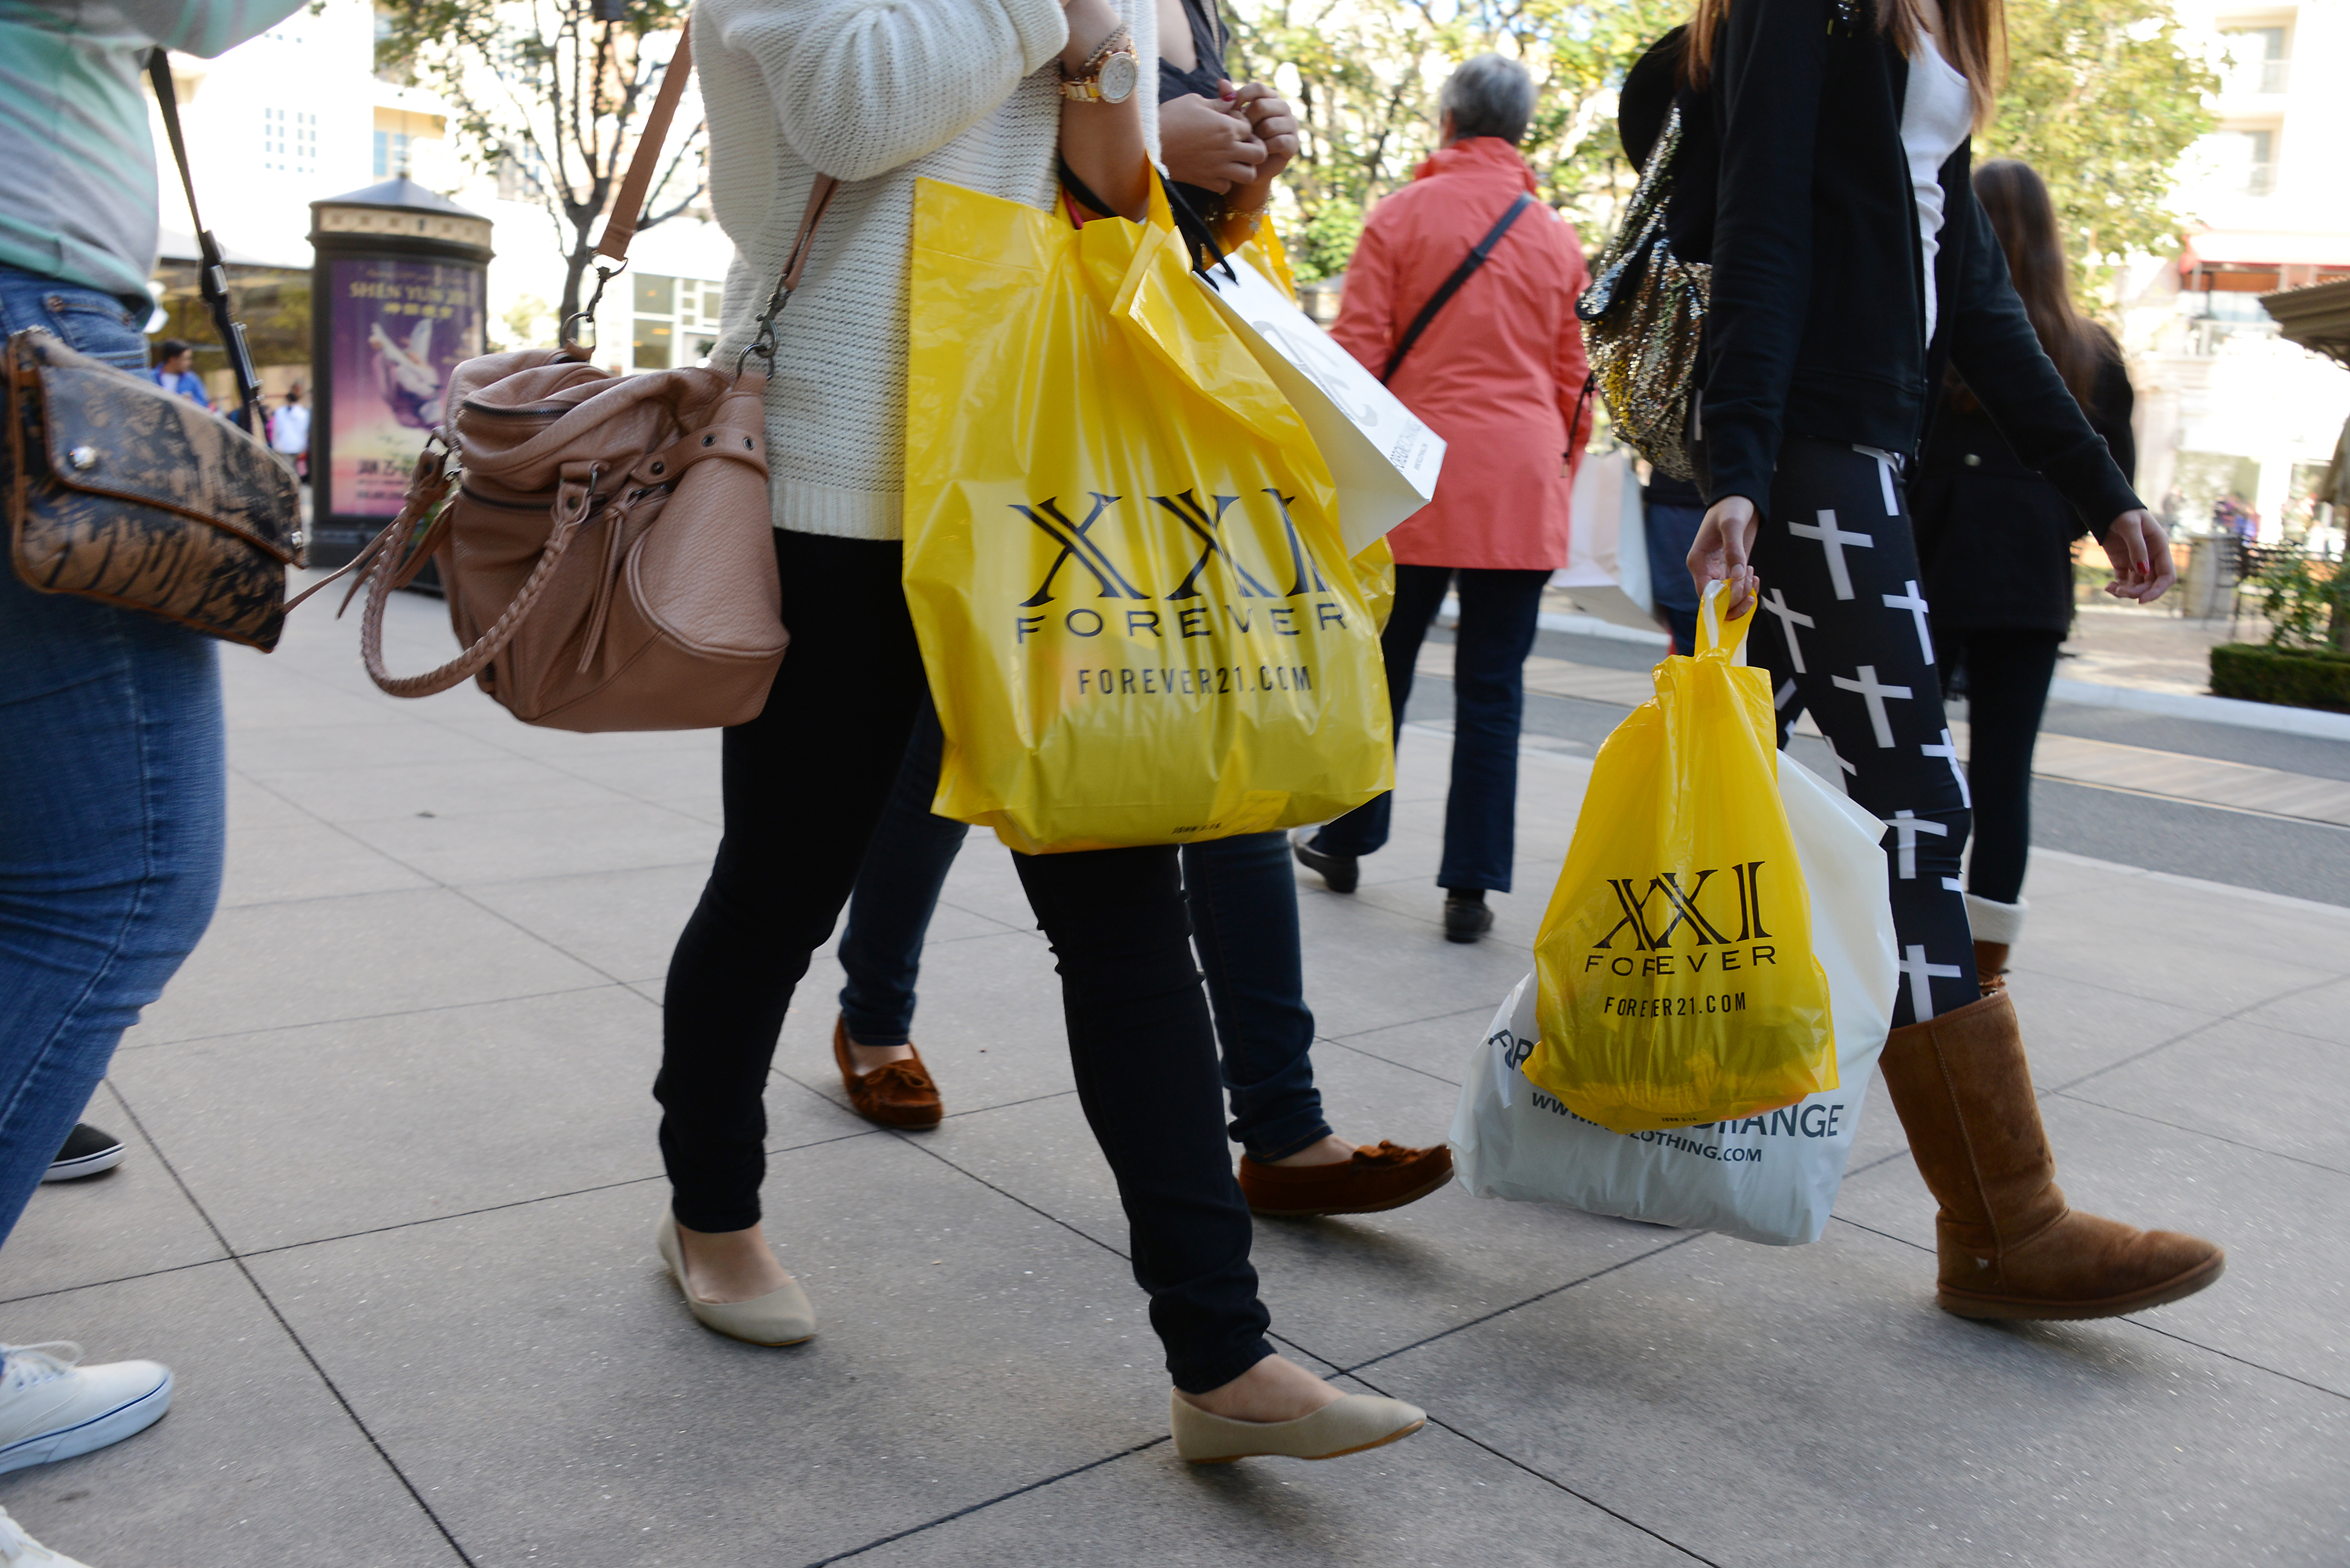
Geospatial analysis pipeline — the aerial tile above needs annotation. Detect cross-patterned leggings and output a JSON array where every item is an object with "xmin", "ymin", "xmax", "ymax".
[{"xmin": 1742, "ymin": 436, "xmax": 1978, "ymax": 1028}]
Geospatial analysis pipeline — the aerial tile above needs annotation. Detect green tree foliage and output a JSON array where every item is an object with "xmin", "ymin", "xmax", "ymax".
[
  {"xmin": 375, "ymin": 0, "xmax": 702, "ymax": 326},
  {"xmin": 1228, "ymin": 0, "xmax": 1683, "ymax": 280},
  {"xmin": 1976, "ymin": 0, "xmax": 2216, "ymax": 318}
]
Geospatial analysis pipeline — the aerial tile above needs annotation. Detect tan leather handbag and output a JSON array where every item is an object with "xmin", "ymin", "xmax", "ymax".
[{"xmin": 339, "ymin": 21, "xmax": 836, "ymax": 731}]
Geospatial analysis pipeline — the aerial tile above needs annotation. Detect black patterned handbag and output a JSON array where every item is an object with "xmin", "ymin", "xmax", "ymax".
[{"xmin": 2, "ymin": 50, "xmax": 302, "ymax": 650}]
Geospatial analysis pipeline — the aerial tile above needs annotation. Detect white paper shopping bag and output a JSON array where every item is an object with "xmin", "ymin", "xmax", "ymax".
[
  {"xmin": 1195, "ymin": 254, "xmax": 1445, "ymax": 556},
  {"xmin": 1552, "ymin": 448, "xmax": 1658, "ymax": 633}
]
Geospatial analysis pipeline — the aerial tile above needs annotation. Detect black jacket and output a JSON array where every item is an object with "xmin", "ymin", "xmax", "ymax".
[
  {"xmin": 1911, "ymin": 340, "xmax": 2135, "ymax": 633},
  {"xmin": 1622, "ymin": 2, "xmax": 2140, "ymax": 531}
]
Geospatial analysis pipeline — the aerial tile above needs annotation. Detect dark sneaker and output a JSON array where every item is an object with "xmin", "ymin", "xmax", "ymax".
[
  {"xmin": 1291, "ymin": 829, "xmax": 1358, "ymax": 894},
  {"xmin": 42, "ymin": 1125, "xmax": 125, "ymax": 1183},
  {"xmin": 1443, "ymin": 896, "xmax": 1494, "ymax": 943}
]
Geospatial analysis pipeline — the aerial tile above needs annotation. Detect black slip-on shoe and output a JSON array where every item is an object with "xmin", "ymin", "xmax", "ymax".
[
  {"xmin": 44, "ymin": 1124, "xmax": 125, "ymax": 1182},
  {"xmin": 1290, "ymin": 829, "xmax": 1359, "ymax": 894},
  {"xmin": 1443, "ymin": 897, "xmax": 1494, "ymax": 943}
]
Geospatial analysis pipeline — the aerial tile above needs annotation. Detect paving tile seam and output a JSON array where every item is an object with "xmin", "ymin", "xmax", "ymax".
[
  {"xmin": 2119, "ymin": 1316, "xmax": 2350, "ymax": 1405},
  {"xmin": 2041, "ymin": 970, "xmax": 2350, "ymax": 1097},
  {"xmin": 2031, "ymin": 847, "xmax": 2350, "ymax": 921},
  {"xmin": 2048, "ymin": 1089, "xmax": 2350, "ymax": 1181},
  {"xmin": 100, "ymin": 1084, "xmax": 482, "ymax": 1566},
  {"xmin": 1327, "ymin": 999, "xmax": 1524, "ymax": 1049},
  {"xmin": 1332, "ymin": 1362, "xmax": 1725, "ymax": 1566},
  {"xmin": 1831, "ymin": 1207, "xmax": 2350, "ymax": 1404},
  {"xmin": 1317, "ymin": 1034, "xmax": 1466, "ymax": 1088},
  {"xmin": 111, "ymin": 981, "xmax": 636, "ymax": 1053},
  {"xmin": 0, "ymin": 1253, "xmax": 228, "ymax": 1309},
  {"xmin": 881, "ymin": 1124, "xmax": 1140, "ymax": 1266},
  {"xmin": 1338, "ymin": 1233, "xmax": 1707, "ymax": 1378},
  {"xmin": 801, "ymin": 1436, "xmax": 1171, "ymax": 1567}
]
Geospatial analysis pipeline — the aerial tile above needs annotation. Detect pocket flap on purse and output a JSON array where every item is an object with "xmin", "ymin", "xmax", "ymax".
[{"xmin": 22, "ymin": 332, "xmax": 303, "ymax": 565}]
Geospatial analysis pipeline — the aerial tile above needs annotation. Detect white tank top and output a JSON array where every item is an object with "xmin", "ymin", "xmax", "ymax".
[{"xmin": 1902, "ymin": 31, "xmax": 1973, "ymax": 344}]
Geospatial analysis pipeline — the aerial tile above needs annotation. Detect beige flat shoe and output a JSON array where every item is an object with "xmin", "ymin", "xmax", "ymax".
[
  {"xmin": 1169, "ymin": 1389, "xmax": 1426, "ymax": 1463},
  {"xmin": 655, "ymin": 1211, "xmax": 817, "ymax": 1346}
]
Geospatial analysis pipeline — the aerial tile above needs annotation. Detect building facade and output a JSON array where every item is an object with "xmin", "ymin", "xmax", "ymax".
[
  {"xmin": 152, "ymin": 0, "xmax": 734, "ymax": 399},
  {"xmin": 2126, "ymin": 0, "xmax": 2350, "ymax": 544}
]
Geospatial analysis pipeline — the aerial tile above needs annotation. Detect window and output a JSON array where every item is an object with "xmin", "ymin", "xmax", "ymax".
[
  {"xmin": 625, "ymin": 274, "xmax": 725, "ymax": 370},
  {"xmin": 2203, "ymin": 127, "xmax": 2276, "ymax": 196},
  {"xmin": 2220, "ymin": 26, "xmax": 2289, "ymax": 94},
  {"xmin": 264, "ymin": 107, "xmax": 318, "ymax": 175},
  {"xmin": 372, "ymin": 129, "xmax": 411, "ymax": 179}
]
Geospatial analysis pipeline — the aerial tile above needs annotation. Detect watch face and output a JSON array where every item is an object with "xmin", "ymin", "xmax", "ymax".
[{"xmin": 1099, "ymin": 50, "xmax": 1139, "ymax": 104}]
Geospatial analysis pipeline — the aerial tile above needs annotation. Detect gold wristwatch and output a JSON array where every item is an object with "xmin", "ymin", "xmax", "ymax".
[{"xmin": 1060, "ymin": 27, "xmax": 1139, "ymax": 104}]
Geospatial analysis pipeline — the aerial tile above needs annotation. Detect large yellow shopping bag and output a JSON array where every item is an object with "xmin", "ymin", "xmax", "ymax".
[
  {"xmin": 1525, "ymin": 586, "xmax": 1839, "ymax": 1133},
  {"xmin": 903, "ymin": 176, "xmax": 1393, "ymax": 854}
]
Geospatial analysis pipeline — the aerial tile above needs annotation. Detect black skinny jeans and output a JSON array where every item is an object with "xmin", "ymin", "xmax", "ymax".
[
  {"xmin": 656, "ymin": 530, "xmax": 1274, "ymax": 1394},
  {"xmin": 1942, "ymin": 628, "xmax": 2062, "ymax": 909}
]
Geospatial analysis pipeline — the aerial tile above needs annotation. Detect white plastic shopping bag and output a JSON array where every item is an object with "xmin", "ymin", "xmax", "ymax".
[
  {"xmin": 1552, "ymin": 449, "xmax": 1657, "ymax": 633},
  {"xmin": 1195, "ymin": 253, "xmax": 1445, "ymax": 555},
  {"xmin": 1449, "ymin": 752, "xmax": 1898, "ymax": 1245}
]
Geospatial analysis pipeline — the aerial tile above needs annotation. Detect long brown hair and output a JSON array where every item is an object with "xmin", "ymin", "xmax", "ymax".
[
  {"xmin": 1969, "ymin": 158, "xmax": 2111, "ymax": 405},
  {"xmin": 1683, "ymin": 0, "xmax": 2005, "ymax": 132}
]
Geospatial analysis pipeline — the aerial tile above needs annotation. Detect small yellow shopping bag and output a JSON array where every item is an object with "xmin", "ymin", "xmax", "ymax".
[
  {"xmin": 1526, "ymin": 586, "xmax": 1839, "ymax": 1133},
  {"xmin": 902, "ymin": 176, "xmax": 1393, "ymax": 854}
]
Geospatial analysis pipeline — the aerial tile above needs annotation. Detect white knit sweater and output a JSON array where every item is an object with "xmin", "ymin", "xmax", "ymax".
[{"xmin": 698, "ymin": 0, "xmax": 1160, "ymax": 540}]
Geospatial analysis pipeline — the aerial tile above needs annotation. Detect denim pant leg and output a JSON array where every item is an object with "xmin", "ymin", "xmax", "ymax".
[
  {"xmin": 836, "ymin": 700, "xmax": 971, "ymax": 1047},
  {"xmin": 0, "ymin": 271, "xmax": 222, "ymax": 1249},
  {"xmin": 1313, "ymin": 564, "xmax": 1453, "ymax": 859},
  {"xmin": 1645, "ymin": 502, "xmax": 1707, "ymax": 654},
  {"xmin": 1439, "ymin": 568, "xmax": 1550, "ymax": 892},
  {"xmin": 1183, "ymin": 831, "xmax": 1330, "ymax": 1162}
]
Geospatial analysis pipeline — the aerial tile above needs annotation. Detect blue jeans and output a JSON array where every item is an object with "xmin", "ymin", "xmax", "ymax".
[
  {"xmin": 837, "ymin": 708, "xmax": 1333, "ymax": 1163},
  {"xmin": 0, "ymin": 266, "xmax": 227, "ymax": 1250},
  {"xmin": 1312, "ymin": 563, "xmax": 1550, "ymax": 893},
  {"xmin": 1645, "ymin": 501, "xmax": 1706, "ymax": 654}
]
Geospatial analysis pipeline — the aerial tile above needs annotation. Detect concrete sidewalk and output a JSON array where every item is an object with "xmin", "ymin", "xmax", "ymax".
[{"xmin": 2, "ymin": 586, "xmax": 2346, "ymax": 1566}]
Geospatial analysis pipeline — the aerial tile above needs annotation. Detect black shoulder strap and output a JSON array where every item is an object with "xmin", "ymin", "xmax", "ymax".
[
  {"xmin": 1382, "ymin": 191, "xmax": 1534, "ymax": 384},
  {"xmin": 147, "ymin": 49, "xmax": 262, "ymax": 427}
]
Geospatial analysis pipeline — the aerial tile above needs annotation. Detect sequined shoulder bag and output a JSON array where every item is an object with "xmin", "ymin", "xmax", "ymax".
[{"xmin": 1576, "ymin": 102, "xmax": 1710, "ymax": 482}]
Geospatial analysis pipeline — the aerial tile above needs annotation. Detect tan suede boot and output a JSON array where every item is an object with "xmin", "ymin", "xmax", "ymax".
[{"xmin": 1877, "ymin": 990, "xmax": 2225, "ymax": 1320}]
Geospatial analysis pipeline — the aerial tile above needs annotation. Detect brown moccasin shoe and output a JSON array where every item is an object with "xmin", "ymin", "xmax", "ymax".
[
  {"xmin": 832, "ymin": 1015, "xmax": 944, "ymax": 1129},
  {"xmin": 1239, "ymin": 1141, "xmax": 1454, "ymax": 1218}
]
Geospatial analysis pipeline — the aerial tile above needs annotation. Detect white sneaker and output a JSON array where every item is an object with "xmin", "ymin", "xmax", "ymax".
[
  {"xmin": 0, "ymin": 1505, "xmax": 94, "ymax": 1566},
  {"xmin": 0, "ymin": 1344, "xmax": 172, "ymax": 1476}
]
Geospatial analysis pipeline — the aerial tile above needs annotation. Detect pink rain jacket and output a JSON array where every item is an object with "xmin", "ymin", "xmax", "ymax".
[{"xmin": 1330, "ymin": 137, "xmax": 1594, "ymax": 571}]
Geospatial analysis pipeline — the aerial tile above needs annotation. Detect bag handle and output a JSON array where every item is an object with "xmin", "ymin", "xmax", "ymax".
[
  {"xmin": 1381, "ymin": 191, "xmax": 1533, "ymax": 384},
  {"xmin": 1695, "ymin": 579, "xmax": 1752, "ymax": 663},
  {"xmin": 147, "ymin": 49, "xmax": 264, "ymax": 430},
  {"xmin": 350, "ymin": 452, "xmax": 598, "ymax": 698},
  {"xmin": 562, "ymin": 21, "xmax": 698, "ymax": 351}
]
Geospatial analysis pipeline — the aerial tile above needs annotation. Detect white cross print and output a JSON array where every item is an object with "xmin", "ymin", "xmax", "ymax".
[
  {"xmin": 1830, "ymin": 663, "xmax": 1913, "ymax": 747},
  {"xmin": 1824, "ymin": 735, "xmax": 1859, "ymax": 778},
  {"xmin": 1762, "ymin": 588, "xmax": 1815, "ymax": 674},
  {"xmin": 1883, "ymin": 579, "xmax": 1935, "ymax": 664},
  {"xmin": 1943, "ymin": 877, "xmax": 1964, "ymax": 891},
  {"xmin": 1920, "ymin": 728, "xmax": 1972, "ymax": 807},
  {"xmin": 1775, "ymin": 678, "xmax": 1798, "ymax": 712},
  {"xmin": 1787, "ymin": 510, "xmax": 1876, "ymax": 601},
  {"xmin": 1900, "ymin": 943, "xmax": 1964, "ymax": 1022},
  {"xmin": 1889, "ymin": 808, "xmax": 1949, "ymax": 879},
  {"xmin": 1854, "ymin": 445, "xmax": 1903, "ymax": 515}
]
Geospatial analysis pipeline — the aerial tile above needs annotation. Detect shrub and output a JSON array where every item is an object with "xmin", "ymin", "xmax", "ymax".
[{"xmin": 2209, "ymin": 643, "xmax": 2350, "ymax": 712}]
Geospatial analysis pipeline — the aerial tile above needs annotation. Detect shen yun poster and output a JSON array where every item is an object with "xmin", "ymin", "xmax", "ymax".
[{"xmin": 328, "ymin": 257, "xmax": 483, "ymax": 518}]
